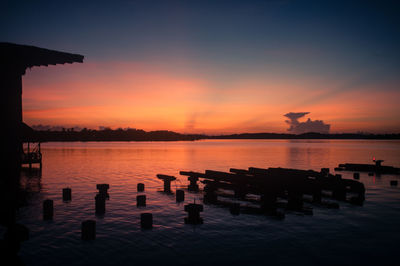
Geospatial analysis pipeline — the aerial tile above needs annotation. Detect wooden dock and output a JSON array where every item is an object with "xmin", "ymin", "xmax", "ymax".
[
  {"xmin": 335, "ymin": 159, "xmax": 399, "ymax": 174},
  {"xmin": 177, "ymin": 166, "xmax": 366, "ymax": 218},
  {"xmin": 21, "ymin": 142, "xmax": 42, "ymax": 170}
]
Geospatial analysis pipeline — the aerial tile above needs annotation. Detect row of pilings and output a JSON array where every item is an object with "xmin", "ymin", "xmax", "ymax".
[
  {"xmin": 38, "ymin": 166, "xmax": 397, "ymax": 241},
  {"xmin": 41, "ymin": 179, "xmax": 204, "ymax": 241}
]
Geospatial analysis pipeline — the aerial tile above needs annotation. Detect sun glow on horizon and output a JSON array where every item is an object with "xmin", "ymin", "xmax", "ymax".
[{"xmin": 22, "ymin": 60, "xmax": 400, "ymax": 134}]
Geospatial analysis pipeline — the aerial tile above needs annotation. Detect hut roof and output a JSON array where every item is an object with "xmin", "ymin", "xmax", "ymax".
[
  {"xmin": 0, "ymin": 42, "xmax": 84, "ymax": 75},
  {"xmin": 21, "ymin": 123, "xmax": 41, "ymax": 142}
]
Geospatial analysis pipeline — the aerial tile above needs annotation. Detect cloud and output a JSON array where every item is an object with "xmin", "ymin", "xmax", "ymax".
[{"xmin": 284, "ymin": 112, "xmax": 330, "ymax": 134}]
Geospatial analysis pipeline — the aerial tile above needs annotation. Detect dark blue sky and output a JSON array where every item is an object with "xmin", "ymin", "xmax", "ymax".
[{"xmin": 3, "ymin": 0, "xmax": 399, "ymax": 68}]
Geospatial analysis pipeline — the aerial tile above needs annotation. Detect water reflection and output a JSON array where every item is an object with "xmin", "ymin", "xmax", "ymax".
[
  {"xmin": 19, "ymin": 167, "xmax": 42, "ymax": 207},
  {"xmin": 14, "ymin": 140, "xmax": 400, "ymax": 266}
]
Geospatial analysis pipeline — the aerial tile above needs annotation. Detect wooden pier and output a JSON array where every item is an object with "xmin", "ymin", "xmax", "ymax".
[
  {"xmin": 177, "ymin": 166, "xmax": 366, "ymax": 218},
  {"xmin": 21, "ymin": 142, "xmax": 42, "ymax": 170},
  {"xmin": 335, "ymin": 159, "xmax": 400, "ymax": 174}
]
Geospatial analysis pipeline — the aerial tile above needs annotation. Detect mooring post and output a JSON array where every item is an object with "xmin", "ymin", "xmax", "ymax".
[
  {"xmin": 95, "ymin": 194, "xmax": 106, "ymax": 214},
  {"xmin": 203, "ymin": 184, "xmax": 218, "ymax": 204},
  {"xmin": 96, "ymin": 184, "xmax": 109, "ymax": 195},
  {"xmin": 184, "ymin": 203, "xmax": 203, "ymax": 224},
  {"xmin": 137, "ymin": 195, "xmax": 146, "ymax": 207},
  {"xmin": 156, "ymin": 174, "xmax": 176, "ymax": 193},
  {"xmin": 62, "ymin": 188, "xmax": 72, "ymax": 201},
  {"xmin": 140, "ymin": 213, "xmax": 153, "ymax": 229},
  {"xmin": 188, "ymin": 176, "xmax": 199, "ymax": 191},
  {"xmin": 176, "ymin": 189, "xmax": 185, "ymax": 202},
  {"xmin": 81, "ymin": 220, "xmax": 96, "ymax": 240},
  {"xmin": 137, "ymin": 183, "xmax": 145, "ymax": 192},
  {"xmin": 43, "ymin": 199, "xmax": 53, "ymax": 220}
]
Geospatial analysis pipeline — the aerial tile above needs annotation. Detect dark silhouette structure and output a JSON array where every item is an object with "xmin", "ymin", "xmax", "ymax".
[
  {"xmin": 178, "ymin": 166, "xmax": 365, "ymax": 218},
  {"xmin": 21, "ymin": 123, "xmax": 43, "ymax": 170},
  {"xmin": 156, "ymin": 174, "xmax": 176, "ymax": 193},
  {"xmin": 336, "ymin": 159, "xmax": 400, "ymax": 175},
  {"xmin": 0, "ymin": 42, "xmax": 83, "ymax": 260}
]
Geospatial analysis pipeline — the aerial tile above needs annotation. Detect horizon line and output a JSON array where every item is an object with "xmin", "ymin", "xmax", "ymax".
[{"xmin": 27, "ymin": 124, "xmax": 400, "ymax": 136}]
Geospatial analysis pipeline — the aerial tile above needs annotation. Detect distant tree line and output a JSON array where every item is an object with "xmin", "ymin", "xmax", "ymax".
[
  {"xmin": 209, "ymin": 132, "xmax": 400, "ymax": 140},
  {"xmin": 22, "ymin": 125, "xmax": 400, "ymax": 142},
  {"xmin": 27, "ymin": 127, "xmax": 205, "ymax": 141}
]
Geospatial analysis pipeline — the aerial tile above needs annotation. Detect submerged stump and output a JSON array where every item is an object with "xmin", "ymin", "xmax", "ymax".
[
  {"xmin": 81, "ymin": 220, "xmax": 96, "ymax": 240},
  {"xmin": 62, "ymin": 188, "xmax": 72, "ymax": 201},
  {"xmin": 184, "ymin": 203, "xmax": 203, "ymax": 224},
  {"xmin": 95, "ymin": 194, "xmax": 106, "ymax": 214},
  {"xmin": 140, "ymin": 213, "xmax": 153, "ymax": 229},
  {"xmin": 137, "ymin": 195, "xmax": 146, "ymax": 207},
  {"xmin": 176, "ymin": 189, "xmax": 185, "ymax": 202},
  {"xmin": 137, "ymin": 183, "xmax": 145, "ymax": 192},
  {"xmin": 43, "ymin": 199, "xmax": 54, "ymax": 220}
]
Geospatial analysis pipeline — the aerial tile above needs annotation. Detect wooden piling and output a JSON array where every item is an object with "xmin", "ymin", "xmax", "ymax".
[
  {"xmin": 176, "ymin": 189, "xmax": 185, "ymax": 202},
  {"xmin": 137, "ymin": 195, "xmax": 146, "ymax": 207},
  {"xmin": 62, "ymin": 188, "xmax": 72, "ymax": 201},
  {"xmin": 137, "ymin": 183, "xmax": 145, "ymax": 192},
  {"xmin": 81, "ymin": 220, "xmax": 96, "ymax": 240},
  {"xmin": 95, "ymin": 194, "xmax": 106, "ymax": 214},
  {"xmin": 43, "ymin": 199, "xmax": 53, "ymax": 220},
  {"xmin": 140, "ymin": 213, "xmax": 153, "ymax": 229},
  {"xmin": 156, "ymin": 174, "xmax": 176, "ymax": 193},
  {"xmin": 184, "ymin": 203, "xmax": 203, "ymax": 224}
]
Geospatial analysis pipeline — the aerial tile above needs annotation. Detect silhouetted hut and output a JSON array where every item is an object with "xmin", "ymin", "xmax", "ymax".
[{"xmin": 0, "ymin": 42, "xmax": 83, "ymax": 226}]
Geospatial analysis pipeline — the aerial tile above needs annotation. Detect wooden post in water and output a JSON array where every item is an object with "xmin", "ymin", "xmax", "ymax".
[
  {"xmin": 81, "ymin": 220, "xmax": 96, "ymax": 240},
  {"xmin": 43, "ymin": 199, "xmax": 54, "ymax": 220},
  {"xmin": 156, "ymin": 174, "xmax": 176, "ymax": 193},
  {"xmin": 140, "ymin": 213, "xmax": 153, "ymax": 229},
  {"xmin": 184, "ymin": 203, "xmax": 204, "ymax": 224}
]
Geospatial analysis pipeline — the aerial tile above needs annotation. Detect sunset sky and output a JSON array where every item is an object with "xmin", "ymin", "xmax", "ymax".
[{"xmin": 2, "ymin": 0, "xmax": 400, "ymax": 134}]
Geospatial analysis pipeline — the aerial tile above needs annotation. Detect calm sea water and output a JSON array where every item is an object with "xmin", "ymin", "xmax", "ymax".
[{"xmin": 15, "ymin": 140, "xmax": 400, "ymax": 265}]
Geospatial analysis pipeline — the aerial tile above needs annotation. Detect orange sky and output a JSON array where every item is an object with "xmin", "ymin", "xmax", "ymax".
[
  {"xmin": 22, "ymin": 60, "xmax": 400, "ymax": 134},
  {"xmin": 4, "ymin": 0, "xmax": 400, "ymax": 134}
]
